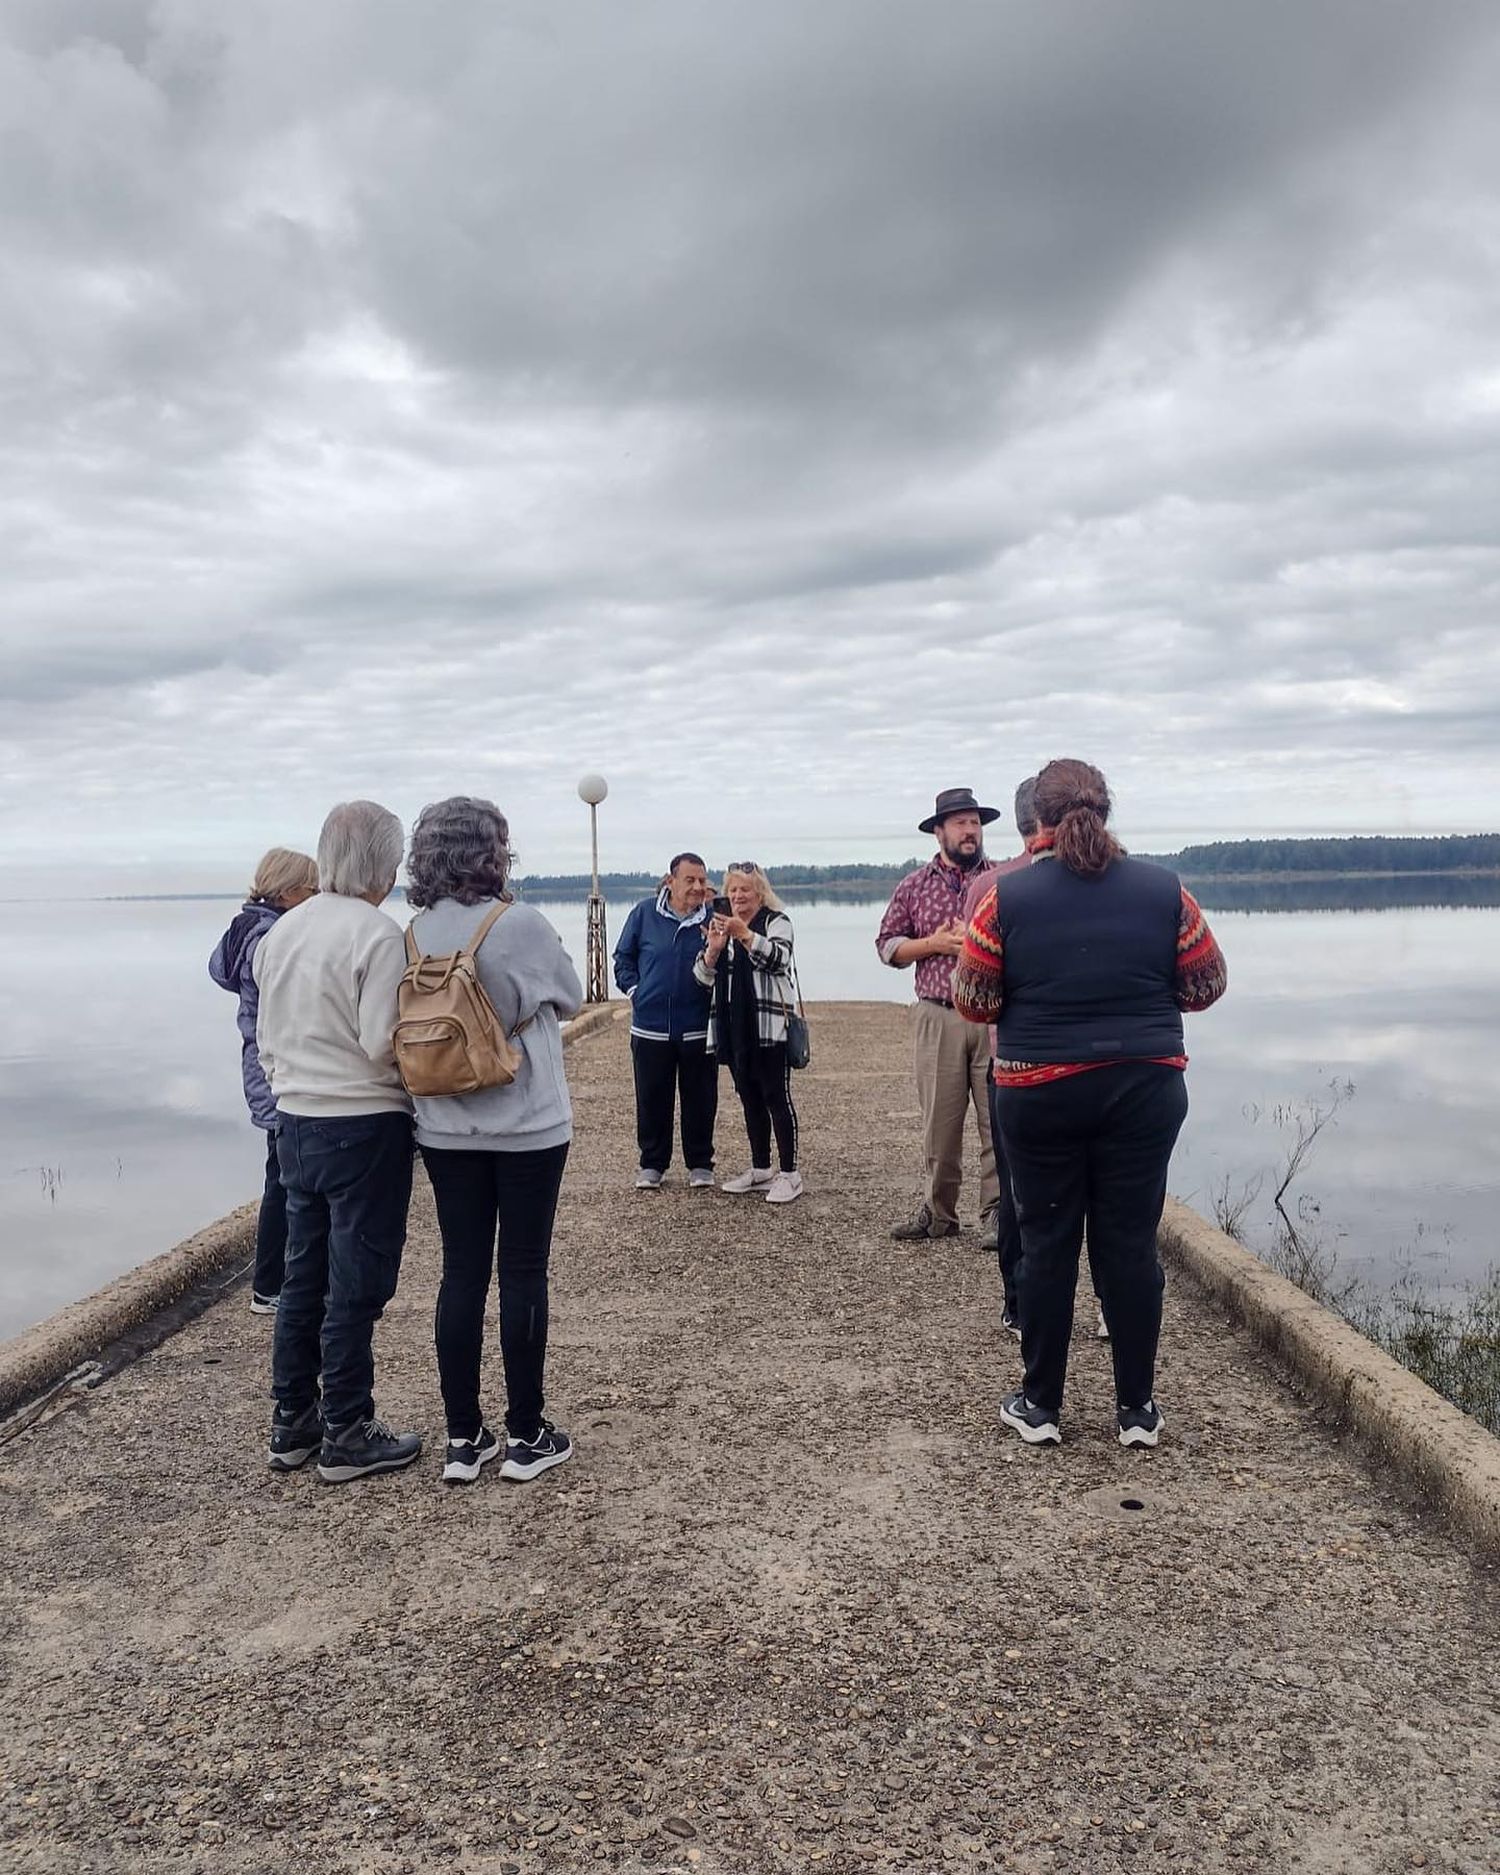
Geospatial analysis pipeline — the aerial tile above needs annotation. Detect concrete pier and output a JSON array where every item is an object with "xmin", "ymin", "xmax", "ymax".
[{"xmin": 1, "ymin": 1004, "xmax": 1496, "ymax": 1874}]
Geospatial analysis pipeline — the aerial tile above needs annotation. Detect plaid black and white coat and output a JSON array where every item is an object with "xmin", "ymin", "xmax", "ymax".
[{"xmin": 692, "ymin": 908, "xmax": 796, "ymax": 1054}]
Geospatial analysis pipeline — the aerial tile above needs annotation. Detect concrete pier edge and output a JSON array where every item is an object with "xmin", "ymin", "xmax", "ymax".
[
  {"xmin": 1159, "ymin": 1194, "xmax": 1500, "ymax": 1558},
  {"xmin": 0, "ymin": 999, "xmax": 627, "ymax": 1422}
]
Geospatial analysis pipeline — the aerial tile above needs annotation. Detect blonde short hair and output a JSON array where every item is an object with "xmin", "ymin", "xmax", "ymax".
[
  {"xmin": 249, "ymin": 847, "xmax": 318, "ymax": 905},
  {"xmin": 723, "ymin": 862, "xmax": 783, "ymax": 911}
]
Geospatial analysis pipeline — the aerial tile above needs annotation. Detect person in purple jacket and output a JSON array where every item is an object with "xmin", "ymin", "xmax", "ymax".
[{"xmin": 209, "ymin": 848, "xmax": 318, "ymax": 1313}]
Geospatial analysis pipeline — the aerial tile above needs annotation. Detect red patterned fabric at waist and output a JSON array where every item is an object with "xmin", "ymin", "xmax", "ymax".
[{"xmin": 992, "ymin": 1055, "xmax": 1188, "ymax": 1089}]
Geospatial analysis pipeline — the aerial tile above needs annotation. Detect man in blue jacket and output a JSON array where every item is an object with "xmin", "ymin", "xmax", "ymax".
[{"xmin": 613, "ymin": 852, "xmax": 718, "ymax": 1189}]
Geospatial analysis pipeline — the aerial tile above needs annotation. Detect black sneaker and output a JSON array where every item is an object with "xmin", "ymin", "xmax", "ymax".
[
  {"xmin": 443, "ymin": 1425, "xmax": 502, "ymax": 1485},
  {"xmin": 1001, "ymin": 1310, "xmax": 1023, "ymax": 1341},
  {"xmin": 1117, "ymin": 1402, "xmax": 1164, "ymax": 1448},
  {"xmin": 999, "ymin": 1390, "xmax": 1062, "ymax": 1446},
  {"xmin": 266, "ymin": 1402, "xmax": 322, "ymax": 1472},
  {"xmin": 317, "ymin": 1417, "xmax": 423, "ymax": 1484},
  {"xmin": 500, "ymin": 1420, "xmax": 573, "ymax": 1482}
]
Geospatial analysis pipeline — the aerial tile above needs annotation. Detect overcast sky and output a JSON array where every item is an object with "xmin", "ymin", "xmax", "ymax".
[{"xmin": 3, "ymin": 0, "xmax": 1499, "ymax": 889}]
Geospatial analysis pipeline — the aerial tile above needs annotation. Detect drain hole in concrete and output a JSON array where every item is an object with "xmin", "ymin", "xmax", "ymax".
[{"xmin": 1119, "ymin": 1497, "xmax": 1145, "ymax": 1512}]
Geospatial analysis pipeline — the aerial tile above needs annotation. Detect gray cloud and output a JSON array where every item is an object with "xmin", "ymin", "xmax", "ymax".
[{"xmin": 2, "ymin": 1, "xmax": 1499, "ymax": 880}]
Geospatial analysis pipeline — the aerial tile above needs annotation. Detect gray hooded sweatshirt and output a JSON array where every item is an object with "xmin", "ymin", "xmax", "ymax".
[{"xmin": 406, "ymin": 897, "xmax": 583, "ymax": 1153}]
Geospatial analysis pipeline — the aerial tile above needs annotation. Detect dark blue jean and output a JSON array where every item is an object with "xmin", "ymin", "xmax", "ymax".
[
  {"xmin": 253, "ymin": 1127, "xmax": 287, "ymax": 1299},
  {"xmin": 272, "ymin": 1111, "xmax": 414, "ymax": 1435},
  {"xmin": 997, "ymin": 1063, "xmax": 1188, "ymax": 1413}
]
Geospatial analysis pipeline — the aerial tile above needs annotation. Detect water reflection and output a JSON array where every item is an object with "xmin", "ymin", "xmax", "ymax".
[{"xmin": 1, "ymin": 891, "xmax": 1496, "ymax": 1338}]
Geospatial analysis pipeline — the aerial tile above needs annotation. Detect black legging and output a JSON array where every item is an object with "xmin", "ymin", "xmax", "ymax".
[{"xmin": 728, "ymin": 1041, "xmax": 798, "ymax": 1172}]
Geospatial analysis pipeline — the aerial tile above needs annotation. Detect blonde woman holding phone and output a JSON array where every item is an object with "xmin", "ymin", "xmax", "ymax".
[{"xmin": 693, "ymin": 863, "xmax": 803, "ymax": 1203}]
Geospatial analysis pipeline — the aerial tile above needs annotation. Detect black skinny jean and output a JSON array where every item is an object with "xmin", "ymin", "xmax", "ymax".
[
  {"xmin": 996, "ymin": 1063, "xmax": 1188, "ymax": 1413},
  {"xmin": 420, "ymin": 1142, "xmax": 569, "ymax": 1441},
  {"xmin": 631, "ymin": 1035, "xmax": 718, "ymax": 1172},
  {"xmin": 727, "ymin": 1041, "xmax": 798, "ymax": 1172}
]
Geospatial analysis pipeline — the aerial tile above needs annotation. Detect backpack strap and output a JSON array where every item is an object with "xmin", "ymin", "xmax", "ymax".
[{"xmin": 404, "ymin": 899, "xmax": 511, "ymax": 967}]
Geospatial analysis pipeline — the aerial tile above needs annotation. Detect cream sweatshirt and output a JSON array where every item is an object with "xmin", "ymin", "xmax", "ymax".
[{"xmin": 252, "ymin": 893, "xmax": 412, "ymax": 1117}]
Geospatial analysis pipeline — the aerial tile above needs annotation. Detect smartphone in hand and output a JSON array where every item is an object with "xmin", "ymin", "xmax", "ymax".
[{"xmin": 711, "ymin": 895, "xmax": 733, "ymax": 917}]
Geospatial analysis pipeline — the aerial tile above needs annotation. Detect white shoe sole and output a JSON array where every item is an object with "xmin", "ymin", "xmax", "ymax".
[
  {"xmin": 1118, "ymin": 1416, "xmax": 1163, "ymax": 1449},
  {"xmin": 442, "ymin": 1441, "xmax": 502, "ymax": 1485},
  {"xmin": 250, "ymin": 1297, "xmax": 279, "ymax": 1315},
  {"xmin": 266, "ymin": 1444, "xmax": 318, "ymax": 1472},
  {"xmin": 501, "ymin": 1444, "xmax": 574, "ymax": 1482},
  {"xmin": 721, "ymin": 1176, "xmax": 774, "ymax": 1195},
  {"xmin": 998, "ymin": 1404, "xmax": 1062, "ymax": 1446},
  {"xmin": 765, "ymin": 1187, "xmax": 802, "ymax": 1204}
]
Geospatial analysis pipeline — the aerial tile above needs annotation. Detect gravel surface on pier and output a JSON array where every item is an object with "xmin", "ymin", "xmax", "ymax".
[{"xmin": 2, "ymin": 1003, "xmax": 1496, "ymax": 1874}]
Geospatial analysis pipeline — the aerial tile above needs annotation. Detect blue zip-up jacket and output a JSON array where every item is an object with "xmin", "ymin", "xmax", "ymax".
[
  {"xmin": 208, "ymin": 898, "xmax": 284, "ymax": 1128},
  {"xmin": 612, "ymin": 888, "xmax": 712, "ymax": 1042}
]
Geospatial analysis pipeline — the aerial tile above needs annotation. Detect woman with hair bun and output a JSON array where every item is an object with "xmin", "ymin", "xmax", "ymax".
[
  {"xmin": 953, "ymin": 759, "xmax": 1226, "ymax": 1450},
  {"xmin": 209, "ymin": 847, "xmax": 319, "ymax": 1313}
]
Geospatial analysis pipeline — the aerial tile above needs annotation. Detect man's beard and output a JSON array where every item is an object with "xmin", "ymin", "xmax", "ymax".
[{"xmin": 942, "ymin": 840, "xmax": 984, "ymax": 872}]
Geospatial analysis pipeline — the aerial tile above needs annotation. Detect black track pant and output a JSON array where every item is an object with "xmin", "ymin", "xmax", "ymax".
[
  {"xmin": 631, "ymin": 1035, "xmax": 718, "ymax": 1172},
  {"xmin": 727, "ymin": 1042, "xmax": 798, "ymax": 1173}
]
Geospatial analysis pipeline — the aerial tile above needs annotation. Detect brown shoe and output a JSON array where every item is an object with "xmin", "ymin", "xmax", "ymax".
[{"xmin": 891, "ymin": 1204, "xmax": 960, "ymax": 1241}]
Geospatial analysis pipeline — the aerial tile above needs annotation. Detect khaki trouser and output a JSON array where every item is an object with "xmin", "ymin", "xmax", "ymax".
[{"xmin": 912, "ymin": 999, "xmax": 998, "ymax": 1228}]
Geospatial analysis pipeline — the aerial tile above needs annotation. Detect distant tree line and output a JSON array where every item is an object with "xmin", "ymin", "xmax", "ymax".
[{"xmin": 515, "ymin": 833, "xmax": 1500, "ymax": 900}]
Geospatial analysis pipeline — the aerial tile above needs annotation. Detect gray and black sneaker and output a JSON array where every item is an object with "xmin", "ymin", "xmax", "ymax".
[
  {"xmin": 267, "ymin": 1401, "xmax": 323, "ymax": 1472},
  {"xmin": 250, "ymin": 1291, "xmax": 280, "ymax": 1316},
  {"xmin": 443, "ymin": 1425, "xmax": 502, "ymax": 1485},
  {"xmin": 500, "ymin": 1420, "xmax": 573, "ymax": 1482},
  {"xmin": 999, "ymin": 1390, "xmax": 1062, "ymax": 1446},
  {"xmin": 978, "ymin": 1206, "xmax": 1001, "ymax": 1252},
  {"xmin": 891, "ymin": 1203, "xmax": 958, "ymax": 1241},
  {"xmin": 317, "ymin": 1417, "xmax": 423, "ymax": 1484},
  {"xmin": 1117, "ymin": 1402, "xmax": 1163, "ymax": 1448}
]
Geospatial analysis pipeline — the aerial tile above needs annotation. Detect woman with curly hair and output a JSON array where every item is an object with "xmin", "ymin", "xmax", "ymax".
[
  {"xmin": 954, "ymin": 759, "xmax": 1226, "ymax": 1451},
  {"xmin": 405, "ymin": 797, "xmax": 583, "ymax": 1486}
]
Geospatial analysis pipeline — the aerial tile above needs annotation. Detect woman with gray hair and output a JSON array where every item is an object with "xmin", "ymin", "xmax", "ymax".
[
  {"xmin": 253, "ymin": 800, "xmax": 423, "ymax": 1484},
  {"xmin": 405, "ymin": 796, "xmax": 583, "ymax": 1486}
]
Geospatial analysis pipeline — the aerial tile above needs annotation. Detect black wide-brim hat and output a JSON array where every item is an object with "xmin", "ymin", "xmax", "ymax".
[{"xmin": 919, "ymin": 786, "xmax": 1001, "ymax": 834}]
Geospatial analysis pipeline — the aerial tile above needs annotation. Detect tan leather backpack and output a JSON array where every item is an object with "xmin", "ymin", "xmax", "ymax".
[{"xmin": 393, "ymin": 903, "xmax": 531, "ymax": 1097}]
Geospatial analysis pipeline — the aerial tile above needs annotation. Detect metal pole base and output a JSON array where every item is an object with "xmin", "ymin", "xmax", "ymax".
[{"xmin": 586, "ymin": 894, "xmax": 609, "ymax": 1004}]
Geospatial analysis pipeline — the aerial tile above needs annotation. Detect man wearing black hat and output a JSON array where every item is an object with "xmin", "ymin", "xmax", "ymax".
[{"xmin": 876, "ymin": 788, "xmax": 1002, "ymax": 1241}]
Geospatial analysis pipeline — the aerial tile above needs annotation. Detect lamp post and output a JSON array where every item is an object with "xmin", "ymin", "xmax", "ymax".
[{"xmin": 577, "ymin": 773, "xmax": 610, "ymax": 1003}]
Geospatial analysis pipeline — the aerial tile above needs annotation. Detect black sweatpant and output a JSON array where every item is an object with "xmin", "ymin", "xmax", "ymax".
[
  {"xmin": 420, "ymin": 1142, "xmax": 569, "ymax": 1441},
  {"xmin": 631, "ymin": 1035, "xmax": 718, "ymax": 1173},
  {"xmin": 996, "ymin": 1064, "xmax": 1188, "ymax": 1413},
  {"xmin": 728, "ymin": 1041, "xmax": 798, "ymax": 1173},
  {"xmin": 985, "ymin": 1075, "xmax": 1021, "ymax": 1318},
  {"xmin": 253, "ymin": 1126, "xmax": 288, "ymax": 1299}
]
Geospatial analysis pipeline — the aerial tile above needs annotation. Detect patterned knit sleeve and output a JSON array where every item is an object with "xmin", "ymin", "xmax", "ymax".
[
  {"xmin": 1175, "ymin": 887, "xmax": 1227, "ymax": 1011},
  {"xmin": 953, "ymin": 882, "xmax": 1004, "ymax": 1024},
  {"xmin": 748, "ymin": 912, "xmax": 793, "ymax": 978}
]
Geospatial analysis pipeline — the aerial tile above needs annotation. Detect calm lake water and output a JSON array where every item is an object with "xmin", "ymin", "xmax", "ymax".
[{"xmin": 1, "ymin": 891, "xmax": 1497, "ymax": 1340}]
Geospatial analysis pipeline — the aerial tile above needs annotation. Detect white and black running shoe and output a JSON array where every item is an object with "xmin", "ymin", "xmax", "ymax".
[
  {"xmin": 316, "ymin": 1417, "xmax": 423, "ymax": 1483},
  {"xmin": 250, "ymin": 1292, "xmax": 280, "ymax": 1315},
  {"xmin": 1117, "ymin": 1402, "xmax": 1163, "ymax": 1448},
  {"xmin": 998, "ymin": 1390, "xmax": 1062, "ymax": 1446},
  {"xmin": 267, "ymin": 1402, "xmax": 322, "ymax": 1472},
  {"xmin": 443, "ymin": 1425, "xmax": 502, "ymax": 1485},
  {"xmin": 500, "ymin": 1420, "xmax": 573, "ymax": 1482}
]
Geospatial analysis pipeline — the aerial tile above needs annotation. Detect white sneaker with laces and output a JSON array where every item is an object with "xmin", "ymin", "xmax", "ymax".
[
  {"xmin": 688, "ymin": 1167, "xmax": 716, "ymax": 1189},
  {"xmin": 765, "ymin": 1171, "xmax": 803, "ymax": 1204},
  {"xmin": 721, "ymin": 1166, "xmax": 774, "ymax": 1194}
]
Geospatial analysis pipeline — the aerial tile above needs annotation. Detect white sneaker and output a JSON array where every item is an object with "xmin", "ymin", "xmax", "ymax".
[
  {"xmin": 688, "ymin": 1167, "xmax": 716, "ymax": 1189},
  {"xmin": 721, "ymin": 1166, "xmax": 774, "ymax": 1194},
  {"xmin": 765, "ymin": 1171, "xmax": 803, "ymax": 1204},
  {"xmin": 634, "ymin": 1168, "xmax": 663, "ymax": 1190}
]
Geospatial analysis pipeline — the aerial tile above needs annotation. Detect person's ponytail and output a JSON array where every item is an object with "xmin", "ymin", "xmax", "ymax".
[{"xmin": 1033, "ymin": 760, "xmax": 1123, "ymax": 879}]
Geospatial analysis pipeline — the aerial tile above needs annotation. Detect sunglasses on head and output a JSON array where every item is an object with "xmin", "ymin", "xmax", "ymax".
[{"xmin": 728, "ymin": 861, "xmax": 758, "ymax": 874}]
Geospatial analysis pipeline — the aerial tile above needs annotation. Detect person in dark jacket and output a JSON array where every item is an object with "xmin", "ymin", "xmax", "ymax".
[
  {"xmin": 954, "ymin": 759, "xmax": 1227, "ymax": 1451},
  {"xmin": 612, "ymin": 852, "xmax": 718, "ymax": 1190},
  {"xmin": 208, "ymin": 847, "xmax": 318, "ymax": 1312}
]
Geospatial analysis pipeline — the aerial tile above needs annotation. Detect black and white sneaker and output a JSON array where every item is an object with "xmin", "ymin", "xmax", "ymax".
[
  {"xmin": 500, "ymin": 1420, "xmax": 573, "ymax": 1482},
  {"xmin": 316, "ymin": 1417, "xmax": 423, "ymax": 1483},
  {"xmin": 1117, "ymin": 1402, "xmax": 1164, "ymax": 1448},
  {"xmin": 999, "ymin": 1390, "xmax": 1062, "ymax": 1446},
  {"xmin": 1001, "ymin": 1310, "xmax": 1023, "ymax": 1341},
  {"xmin": 443, "ymin": 1425, "xmax": 502, "ymax": 1485},
  {"xmin": 266, "ymin": 1402, "xmax": 322, "ymax": 1472},
  {"xmin": 250, "ymin": 1291, "xmax": 280, "ymax": 1315}
]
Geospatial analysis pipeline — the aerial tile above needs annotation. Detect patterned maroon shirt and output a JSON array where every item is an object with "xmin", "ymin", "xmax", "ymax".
[{"xmin": 876, "ymin": 854, "xmax": 999, "ymax": 1004}]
